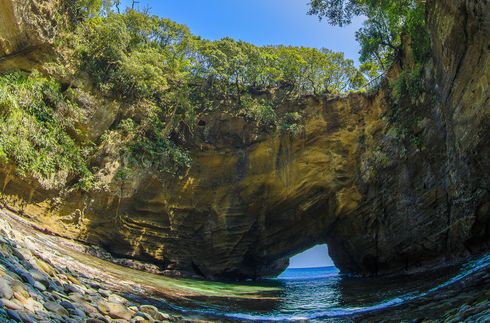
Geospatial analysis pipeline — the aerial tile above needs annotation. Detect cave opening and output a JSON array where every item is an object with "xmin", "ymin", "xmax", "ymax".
[{"xmin": 278, "ymin": 244, "xmax": 338, "ymax": 278}]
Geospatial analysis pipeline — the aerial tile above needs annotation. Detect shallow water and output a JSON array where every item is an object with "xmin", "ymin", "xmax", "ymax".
[
  {"xmin": 154, "ymin": 254, "xmax": 490, "ymax": 321},
  {"xmin": 6, "ymin": 211, "xmax": 489, "ymax": 322}
]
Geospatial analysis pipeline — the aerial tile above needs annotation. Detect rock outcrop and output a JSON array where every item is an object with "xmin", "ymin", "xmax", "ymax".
[
  {"xmin": 0, "ymin": 0, "xmax": 59, "ymax": 71},
  {"xmin": 0, "ymin": 0, "xmax": 488, "ymax": 279}
]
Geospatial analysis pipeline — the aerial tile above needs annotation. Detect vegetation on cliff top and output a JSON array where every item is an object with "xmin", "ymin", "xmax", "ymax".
[
  {"xmin": 309, "ymin": 0, "xmax": 430, "ymax": 75},
  {"xmin": 0, "ymin": 71, "xmax": 94, "ymax": 190},
  {"xmin": 0, "ymin": 0, "xmax": 431, "ymax": 191},
  {"xmin": 0, "ymin": 4, "xmax": 366, "ymax": 190}
]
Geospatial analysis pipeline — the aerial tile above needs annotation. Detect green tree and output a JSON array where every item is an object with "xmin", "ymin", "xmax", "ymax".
[{"xmin": 309, "ymin": 0, "xmax": 429, "ymax": 71}]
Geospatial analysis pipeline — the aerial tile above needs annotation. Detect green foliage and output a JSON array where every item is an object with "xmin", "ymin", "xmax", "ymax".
[
  {"xmin": 391, "ymin": 64, "xmax": 424, "ymax": 104},
  {"xmin": 242, "ymin": 98, "xmax": 277, "ymax": 127},
  {"xmin": 280, "ymin": 112, "xmax": 304, "ymax": 136},
  {"xmin": 309, "ymin": 0, "xmax": 430, "ymax": 72},
  {"xmin": 59, "ymin": 9, "xmax": 366, "ymax": 173},
  {"xmin": 0, "ymin": 72, "xmax": 94, "ymax": 191},
  {"xmin": 3, "ymin": 8, "xmax": 370, "ymax": 189}
]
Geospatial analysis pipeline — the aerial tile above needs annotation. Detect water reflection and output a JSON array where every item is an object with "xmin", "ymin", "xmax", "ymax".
[{"xmin": 127, "ymin": 255, "xmax": 490, "ymax": 321}]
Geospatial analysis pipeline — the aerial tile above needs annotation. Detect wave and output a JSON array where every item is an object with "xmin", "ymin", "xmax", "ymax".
[{"xmin": 163, "ymin": 254, "xmax": 490, "ymax": 321}]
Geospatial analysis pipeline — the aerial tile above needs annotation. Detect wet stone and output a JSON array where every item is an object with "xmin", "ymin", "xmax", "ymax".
[{"xmin": 6, "ymin": 309, "xmax": 22, "ymax": 322}]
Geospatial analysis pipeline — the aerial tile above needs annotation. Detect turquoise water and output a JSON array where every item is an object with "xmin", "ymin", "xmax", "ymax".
[{"xmin": 143, "ymin": 254, "xmax": 490, "ymax": 321}]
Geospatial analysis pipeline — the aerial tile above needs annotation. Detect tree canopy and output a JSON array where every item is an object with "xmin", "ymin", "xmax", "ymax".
[
  {"xmin": 309, "ymin": 0, "xmax": 429, "ymax": 75},
  {"xmin": 35, "ymin": 5, "xmax": 368, "ymax": 183}
]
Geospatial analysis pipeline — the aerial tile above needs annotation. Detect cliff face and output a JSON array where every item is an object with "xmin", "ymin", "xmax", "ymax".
[
  {"xmin": 0, "ymin": 0, "xmax": 59, "ymax": 71},
  {"xmin": 0, "ymin": 0, "xmax": 489, "ymax": 279}
]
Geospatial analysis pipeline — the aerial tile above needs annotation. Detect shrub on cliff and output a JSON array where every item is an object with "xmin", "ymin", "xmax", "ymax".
[
  {"xmin": 0, "ymin": 72, "xmax": 94, "ymax": 191},
  {"xmin": 309, "ymin": 0, "xmax": 430, "ymax": 75}
]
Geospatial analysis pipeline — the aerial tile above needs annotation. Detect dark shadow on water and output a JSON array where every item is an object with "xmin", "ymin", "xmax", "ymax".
[{"xmin": 123, "ymin": 257, "xmax": 488, "ymax": 322}]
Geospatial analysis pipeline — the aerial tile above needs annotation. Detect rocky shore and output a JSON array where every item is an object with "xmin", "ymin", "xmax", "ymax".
[{"xmin": 0, "ymin": 210, "xmax": 189, "ymax": 322}]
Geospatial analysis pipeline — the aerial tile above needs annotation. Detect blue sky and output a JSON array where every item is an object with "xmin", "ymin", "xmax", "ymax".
[
  {"xmin": 289, "ymin": 244, "xmax": 334, "ymax": 268},
  {"xmin": 121, "ymin": 0, "xmax": 364, "ymax": 64},
  {"xmin": 119, "ymin": 1, "xmax": 352, "ymax": 268}
]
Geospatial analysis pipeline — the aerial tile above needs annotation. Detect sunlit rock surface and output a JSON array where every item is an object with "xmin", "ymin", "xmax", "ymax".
[{"xmin": 0, "ymin": 0, "xmax": 488, "ymax": 279}]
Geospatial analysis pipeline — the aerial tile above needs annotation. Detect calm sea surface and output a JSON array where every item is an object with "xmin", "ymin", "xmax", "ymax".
[{"xmin": 140, "ymin": 254, "xmax": 490, "ymax": 321}]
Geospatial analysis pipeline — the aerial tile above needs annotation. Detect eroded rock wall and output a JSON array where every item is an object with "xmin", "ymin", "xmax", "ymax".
[{"xmin": 0, "ymin": 0, "xmax": 488, "ymax": 279}]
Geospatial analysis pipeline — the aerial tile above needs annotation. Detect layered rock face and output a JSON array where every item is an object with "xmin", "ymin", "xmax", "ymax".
[{"xmin": 0, "ymin": 0, "xmax": 488, "ymax": 279}]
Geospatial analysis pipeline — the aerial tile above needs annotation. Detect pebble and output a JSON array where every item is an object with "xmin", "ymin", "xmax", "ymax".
[
  {"xmin": 60, "ymin": 300, "xmax": 77, "ymax": 311},
  {"xmin": 86, "ymin": 319, "xmax": 106, "ymax": 323},
  {"xmin": 79, "ymin": 302, "xmax": 99, "ymax": 315},
  {"xmin": 134, "ymin": 311, "xmax": 153, "ymax": 320},
  {"xmin": 11, "ymin": 284, "xmax": 28, "ymax": 298},
  {"xmin": 140, "ymin": 304, "xmax": 159, "ymax": 318},
  {"xmin": 106, "ymin": 301, "xmax": 134, "ymax": 320},
  {"xmin": 64, "ymin": 283, "xmax": 83, "ymax": 294},
  {"xmin": 29, "ymin": 270, "xmax": 49, "ymax": 286},
  {"xmin": 6, "ymin": 308, "xmax": 22, "ymax": 322},
  {"xmin": 35, "ymin": 259, "xmax": 56, "ymax": 277},
  {"xmin": 0, "ymin": 278, "xmax": 13, "ymax": 299},
  {"xmin": 33, "ymin": 281, "xmax": 46, "ymax": 291},
  {"xmin": 97, "ymin": 300, "xmax": 110, "ymax": 315},
  {"xmin": 44, "ymin": 301, "xmax": 69, "ymax": 316},
  {"xmin": 99, "ymin": 288, "xmax": 112, "ymax": 298},
  {"xmin": 68, "ymin": 307, "xmax": 87, "ymax": 318},
  {"xmin": 18, "ymin": 311, "xmax": 35, "ymax": 323},
  {"xmin": 17, "ymin": 270, "xmax": 36, "ymax": 286},
  {"xmin": 24, "ymin": 298, "xmax": 43, "ymax": 312},
  {"xmin": 0, "ymin": 298, "xmax": 23, "ymax": 310},
  {"xmin": 108, "ymin": 293, "xmax": 128, "ymax": 304},
  {"xmin": 12, "ymin": 291, "xmax": 27, "ymax": 304}
]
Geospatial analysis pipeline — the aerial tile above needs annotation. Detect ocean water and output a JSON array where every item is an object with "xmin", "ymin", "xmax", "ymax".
[{"xmin": 153, "ymin": 254, "xmax": 489, "ymax": 321}]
